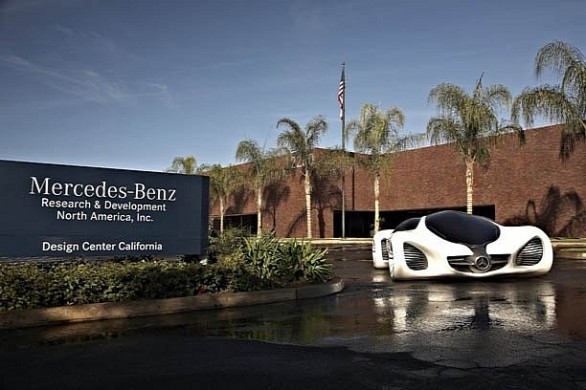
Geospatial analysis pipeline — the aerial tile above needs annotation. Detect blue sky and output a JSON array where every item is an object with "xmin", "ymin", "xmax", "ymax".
[{"xmin": 1, "ymin": 0, "xmax": 584, "ymax": 172}]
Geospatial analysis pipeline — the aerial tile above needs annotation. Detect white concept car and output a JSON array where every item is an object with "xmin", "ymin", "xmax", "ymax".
[
  {"xmin": 372, "ymin": 210, "xmax": 553, "ymax": 280},
  {"xmin": 372, "ymin": 228, "xmax": 394, "ymax": 269}
]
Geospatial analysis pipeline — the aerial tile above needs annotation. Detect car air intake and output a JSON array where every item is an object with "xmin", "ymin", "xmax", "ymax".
[
  {"xmin": 403, "ymin": 243, "xmax": 427, "ymax": 270},
  {"xmin": 516, "ymin": 237, "xmax": 543, "ymax": 266},
  {"xmin": 380, "ymin": 239, "xmax": 389, "ymax": 261}
]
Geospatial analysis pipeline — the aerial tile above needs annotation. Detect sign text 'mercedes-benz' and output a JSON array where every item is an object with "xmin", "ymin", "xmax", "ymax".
[
  {"xmin": 0, "ymin": 160, "xmax": 209, "ymax": 258},
  {"xmin": 29, "ymin": 177, "xmax": 177, "ymax": 201}
]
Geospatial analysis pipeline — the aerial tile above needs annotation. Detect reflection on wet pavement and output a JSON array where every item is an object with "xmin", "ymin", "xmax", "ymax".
[
  {"xmin": 2, "ymin": 246, "xmax": 585, "ymax": 368},
  {"xmin": 373, "ymin": 279, "xmax": 557, "ymax": 333}
]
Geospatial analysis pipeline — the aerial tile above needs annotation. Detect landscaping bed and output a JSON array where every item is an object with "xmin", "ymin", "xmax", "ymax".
[{"xmin": 0, "ymin": 231, "xmax": 333, "ymax": 312}]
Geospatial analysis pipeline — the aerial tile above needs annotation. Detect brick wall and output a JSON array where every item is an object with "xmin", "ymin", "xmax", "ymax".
[{"xmin": 211, "ymin": 124, "xmax": 586, "ymax": 238}]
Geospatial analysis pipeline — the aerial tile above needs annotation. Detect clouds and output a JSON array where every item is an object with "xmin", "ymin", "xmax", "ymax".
[
  {"xmin": 1, "ymin": 4, "xmax": 175, "ymax": 109},
  {"xmin": 0, "ymin": 53, "xmax": 174, "ymax": 108},
  {"xmin": 0, "ymin": 0, "xmax": 584, "ymax": 173}
]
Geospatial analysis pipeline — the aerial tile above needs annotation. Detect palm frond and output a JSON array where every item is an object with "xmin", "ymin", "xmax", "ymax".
[
  {"xmin": 512, "ymin": 85, "xmax": 579, "ymax": 127},
  {"xmin": 166, "ymin": 155, "xmax": 198, "ymax": 174},
  {"xmin": 428, "ymin": 83, "xmax": 467, "ymax": 115},
  {"xmin": 482, "ymin": 84, "xmax": 512, "ymax": 110},
  {"xmin": 427, "ymin": 75, "xmax": 523, "ymax": 168},
  {"xmin": 426, "ymin": 117, "xmax": 461, "ymax": 144},
  {"xmin": 305, "ymin": 115, "xmax": 328, "ymax": 149},
  {"xmin": 535, "ymin": 41, "xmax": 585, "ymax": 80},
  {"xmin": 276, "ymin": 116, "xmax": 329, "ymax": 176},
  {"xmin": 235, "ymin": 139, "xmax": 262, "ymax": 163},
  {"xmin": 515, "ymin": 41, "xmax": 586, "ymax": 160}
]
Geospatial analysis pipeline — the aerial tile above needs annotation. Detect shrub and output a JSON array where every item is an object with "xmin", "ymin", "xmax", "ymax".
[
  {"xmin": 0, "ymin": 260, "xmax": 211, "ymax": 311},
  {"xmin": 0, "ymin": 232, "xmax": 333, "ymax": 311},
  {"xmin": 277, "ymin": 240, "xmax": 332, "ymax": 283},
  {"xmin": 242, "ymin": 233, "xmax": 283, "ymax": 280},
  {"xmin": 206, "ymin": 227, "xmax": 247, "ymax": 265},
  {"xmin": 240, "ymin": 232, "xmax": 332, "ymax": 284}
]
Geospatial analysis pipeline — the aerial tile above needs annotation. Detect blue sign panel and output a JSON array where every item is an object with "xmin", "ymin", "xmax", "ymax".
[{"xmin": 0, "ymin": 160, "xmax": 209, "ymax": 257}]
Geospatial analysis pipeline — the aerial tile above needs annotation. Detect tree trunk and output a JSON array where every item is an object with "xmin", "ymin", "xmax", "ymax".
[
  {"xmin": 374, "ymin": 173, "xmax": 380, "ymax": 234},
  {"xmin": 465, "ymin": 159, "xmax": 474, "ymax": 215},
  {"xmin": 219, "ymin": 197, "xmax": 225, "ymax": 234},
  {"xmin": 304, "ymin": 174, "xmax": 312, "ymax": 239},
  {"xmin": 256, "ymin": 187, "xmax": 263, "ymax": 237}
]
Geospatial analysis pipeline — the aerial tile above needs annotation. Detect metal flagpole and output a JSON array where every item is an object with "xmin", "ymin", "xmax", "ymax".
[{"xmin": 338, "ymin": 63, "xmax": 346, "ymax": 238}]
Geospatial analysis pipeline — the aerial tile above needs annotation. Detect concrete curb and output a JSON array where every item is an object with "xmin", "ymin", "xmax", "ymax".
[
  {"xmin": 0, "ymin": 278, "xmax": 344, "ymax": 330},
  {"xmin": 551, "ymin": 240, "xmax": 586, "ymax": 250},
  {"xmin": 556, "ymin": 251, "xmax": 586, "ymax": 260},
  {"xmin": 551, "ymin": 240, "xmax": 586, "ymax": 260}
]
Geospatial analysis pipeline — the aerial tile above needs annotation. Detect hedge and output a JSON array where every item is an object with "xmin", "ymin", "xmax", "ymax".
[{"xmin": 0, "ymin": 232, "xmax": 333, "ymax": 311}]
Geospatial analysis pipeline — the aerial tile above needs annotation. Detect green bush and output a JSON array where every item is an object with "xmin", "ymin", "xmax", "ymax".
[
  {"xmin": 206, "ymin": 227, "xmax": 247, "ymax": 265},
  {"xmin": 239, "ymin": 233, "xmax": 332, "ymax": 284},
  {"xmin": 0, "ymin": 261, "xmax": 208, "ymax": 310},
  {"xmin": 277, "ymin": 240, "xmax": 332, "ymax": 283},
  {"xmin": 0, "ymin": 232, "xmax": 333, "ymax": 311},
  {"xmin": 242, "ymin": 233, "xmax": 283, "ymax": 280}
]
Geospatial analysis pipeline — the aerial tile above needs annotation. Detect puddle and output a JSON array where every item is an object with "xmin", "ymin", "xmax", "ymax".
[{"xmin": 2, "ymin": 250, "xmax": 586, "ymax": 350}]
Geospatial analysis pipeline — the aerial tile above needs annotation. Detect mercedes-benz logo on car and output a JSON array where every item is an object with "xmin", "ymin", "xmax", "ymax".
[{"xmin": 474, "ymin": 256, "xmax": 491, "ymax": 272}]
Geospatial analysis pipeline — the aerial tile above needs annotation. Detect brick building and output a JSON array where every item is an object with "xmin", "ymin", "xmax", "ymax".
[{"xmin": 210, "ymin": 124, "xmax": 586, "ymax": 238}]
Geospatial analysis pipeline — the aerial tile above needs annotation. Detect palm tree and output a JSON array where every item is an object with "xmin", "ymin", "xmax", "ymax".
[
  {"xmin": 346, "ymin": 104, "xmax": 415, "ymax": 233},
  {"xmin": 235, "ymin": 139, "xmax": 283, "ymax": 237},
  {"xmin": 203, "ymin": 164, "xmax": 241, "ymax": 234},
  {"xmin": 427, "ymin": 75, "xmax": 524, "ymax": 214},
  {"xmin": 166, "ymin": 155, "xmax": 199, "ymax": 174},
  {"xmin": 276, "ymin": 116, "xmax": 328, "ymax": 239},
  {"xmin": 512, "ymin": 41, "xmax": 586, "ymax": 159}
]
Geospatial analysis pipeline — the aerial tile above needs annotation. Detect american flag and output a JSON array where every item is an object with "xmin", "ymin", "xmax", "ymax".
[{"xmin": 338, "ymin": 64, "xmax": 345, "ymax": 120}]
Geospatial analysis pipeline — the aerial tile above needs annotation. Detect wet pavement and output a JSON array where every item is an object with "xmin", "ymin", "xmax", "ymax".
[{"xmin": 2, "ymin": 246, "xmax": 586, "ymax": 389}]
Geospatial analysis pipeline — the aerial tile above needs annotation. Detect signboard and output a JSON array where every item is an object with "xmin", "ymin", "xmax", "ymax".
[{"xmin": 0, "ymin": 160, "xmax": 209, "ymax": 257}]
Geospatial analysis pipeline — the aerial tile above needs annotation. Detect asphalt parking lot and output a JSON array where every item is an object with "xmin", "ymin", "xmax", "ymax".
[{"xmin": 1, "ymin": 247, "xmax": 586, "ymax": 389}]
